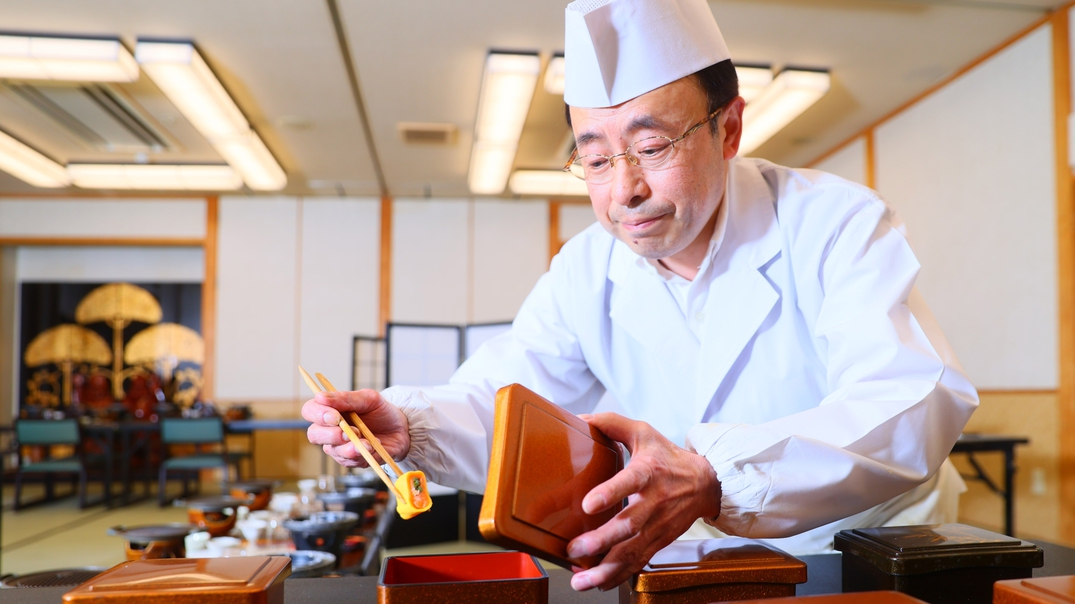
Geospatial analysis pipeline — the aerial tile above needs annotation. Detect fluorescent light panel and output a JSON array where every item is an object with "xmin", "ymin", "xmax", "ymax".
[
  {"xmin": 468, "ymin": 52, "xmax": 540, "ymax": 195},
  {"xmin": 0, "ymin": 34, "xmax": 139, "ymax": 82},
  {"xmin": 544, "ymin": 55, "xmax": 565, "ymax": 95},
  {"xmin": 0, "ymin": 130, "xmax": 69, "ymax": 187},
  {"xmin": 510, "ymin": 170, "xmax": 589, "ymax": 197},
  {"xmin": 739, "ymin": 68, "xmax": 830, "ymax": 155},
  {"xmin": 135, "ymin": 40, "xmax": 286, "ymax": 190},
  {"xmin": 736, "ymin": 65, "xmax": 773, "ymax": 104},
  {"xmin": 67, "ymin": 163, "xmax": 242, "ymax": 190}
]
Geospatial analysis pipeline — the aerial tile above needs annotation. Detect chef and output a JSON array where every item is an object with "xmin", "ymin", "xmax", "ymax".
[{"xmin": 304, "ymin": 0, "xmax": 979, "ymax": 592}]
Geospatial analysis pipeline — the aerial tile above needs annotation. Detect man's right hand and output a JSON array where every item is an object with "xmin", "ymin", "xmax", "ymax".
[{"xmin": 302, "ymin": 389, "xmax": 410, "ymax": 468}]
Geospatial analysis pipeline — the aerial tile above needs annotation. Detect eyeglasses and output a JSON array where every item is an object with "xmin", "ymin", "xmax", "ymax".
[{"xmin": 563, "ymin": 109, "xmax": 722, "ymax": 183}]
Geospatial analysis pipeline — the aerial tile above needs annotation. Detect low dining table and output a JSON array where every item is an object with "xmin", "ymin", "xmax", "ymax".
[{"xmin": 4, "ymin": 540, "xmax": 1075, "ymax": 603}]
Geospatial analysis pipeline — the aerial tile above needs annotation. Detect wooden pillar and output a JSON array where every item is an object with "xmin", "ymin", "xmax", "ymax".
[
  {"xmin": 864, "ymin": 130, "xmax": 877, "ymax": 190},
  {"xmin": 379, "ymin": 195, "xmax": 393, "ymax": 338},
  {"xmin": 548, "ymin": 201, "xmax": 562, "ymax": 267},
  {"xmin": 202, "ymin": 196, "xmax": 218, "ymax": 400},
  {"xmin": 1052, "ymin": 7, "xmax": 1075, "ymax": 544}
]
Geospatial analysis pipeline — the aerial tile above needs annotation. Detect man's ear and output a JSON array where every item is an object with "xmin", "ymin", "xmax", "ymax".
[{"xmin": 721, "ymin": 97, "xmax": 746, "ymax": 160}]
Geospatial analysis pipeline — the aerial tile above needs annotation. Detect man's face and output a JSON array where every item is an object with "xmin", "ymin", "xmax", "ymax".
[{"xmin": 569, "ymin": 78, "xmax": 743, "ymax": 266}]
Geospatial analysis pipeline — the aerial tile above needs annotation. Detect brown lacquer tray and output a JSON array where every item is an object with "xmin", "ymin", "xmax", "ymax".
[
  {"xmin": 62, "ymin": 556, "xmax": 291, "ymax": 604},
  {"xmin": 479, "ymin": 383, "xmax": 624, "ymax": 569}
]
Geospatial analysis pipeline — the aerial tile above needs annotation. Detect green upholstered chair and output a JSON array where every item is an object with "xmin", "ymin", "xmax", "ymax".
[
  {"xmin": 158, "ymin": 417, "xmax": 234, "ymax": 506},
  {"xmin": 14, "ymin": 419, "xmax": 100, "ymax": 510}
]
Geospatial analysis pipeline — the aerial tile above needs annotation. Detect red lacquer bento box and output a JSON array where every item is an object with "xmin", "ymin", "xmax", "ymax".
[{"xmin": 377, "ymin": 551, "xmax": 548, "ymax": 604}]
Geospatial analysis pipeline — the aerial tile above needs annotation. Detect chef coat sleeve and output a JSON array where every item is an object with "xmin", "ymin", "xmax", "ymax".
[
  {"xmin": 378, "ymin": 251, "xmax": 606, "ymax": 495},
  {"xmin": 686, "ymin": 195, "xmax": 979, "ymax": 539}
]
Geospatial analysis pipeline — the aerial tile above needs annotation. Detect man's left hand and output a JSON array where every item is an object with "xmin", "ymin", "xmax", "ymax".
[{"xmin": 567, "ymin": 413, "xmax": 722, "ymax": 591}]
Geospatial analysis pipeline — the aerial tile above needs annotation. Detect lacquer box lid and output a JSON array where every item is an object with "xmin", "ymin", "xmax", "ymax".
[
  {"xmin": 994, "ymin": 576, "xmax": 1075, "ymax": 604},
  {"xmin": 734, "ymin": 592, "xmax": 928, "ymax": 603},
  {"xmin": 479, "ymin": 383, "xmax": 625, "ymax": 569},
  {"xmin": 631, "ymin": 538, "xmax": 807, "ymax": 593},
  {"xmin": 62, "ymin": 556, "xmax": 291, "ymax": 603},
  {"xmin": 833, "ymin": 523, "xmax": 1043, "ymax": 575}
]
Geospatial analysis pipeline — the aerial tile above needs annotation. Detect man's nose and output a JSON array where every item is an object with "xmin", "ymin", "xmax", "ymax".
[{"xmin": 609, "ymin": 158, "xmax": 648, "ymax": 207}]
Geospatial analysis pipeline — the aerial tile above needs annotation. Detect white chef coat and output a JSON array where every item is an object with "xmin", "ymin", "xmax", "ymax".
[{"xmin": 382, "ymin": 157, "xmax": 979, "ymax": 553}]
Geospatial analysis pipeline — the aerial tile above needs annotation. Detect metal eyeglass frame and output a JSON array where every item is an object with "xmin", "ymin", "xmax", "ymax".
[{"xmin": 562, "ymin": 108, "xmax": 723, "ymax": 182}]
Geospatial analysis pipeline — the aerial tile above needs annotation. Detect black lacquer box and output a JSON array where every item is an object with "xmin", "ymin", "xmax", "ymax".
[{"xmin": 833, "ymin": 523, "xmax": 1043, "ymax": 604}]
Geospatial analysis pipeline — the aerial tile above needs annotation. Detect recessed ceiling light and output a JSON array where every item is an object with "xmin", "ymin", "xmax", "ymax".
[
  {"xmin": 67, "ymin": 163, "xmax": 242, "ymax": 190},
  {"xmin": 740, "ymin": 68, "xmax": 830, "ymax": 155},
  {"xmin": 0, "ymin": 34, "xmax": 139, "ymax": 82},
  {"xmin": 0, "ymin": 129, "xmax": 69, "ymax": 187},
  {"xmin": 468, "ymin": 51, "xmax": 540, "ymax": 195},
  {"xmin": 544, "ymin": 54, "xmax": 565, "ymax": 96},
  {"xmin": 509, "ymin": 170, "xmax": 589, "ymax": 197},
  {"xmin": 135, "ymin": 39, "xmax": 286, "ymax": 191}
]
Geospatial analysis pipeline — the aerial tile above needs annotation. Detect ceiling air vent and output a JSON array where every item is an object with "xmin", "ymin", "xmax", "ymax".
[
  {"xmin": 7, "ymin": 82, "xmax": 173, "ymax": 153},
  {"xmin": 397, "ymin": 122, "xmax": 457, "ymax": 145}
]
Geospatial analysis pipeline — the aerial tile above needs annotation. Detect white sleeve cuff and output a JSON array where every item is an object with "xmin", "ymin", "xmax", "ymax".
[{"xmin": 687, "ymin": 422, "xmax": 780, "ymax": 536}]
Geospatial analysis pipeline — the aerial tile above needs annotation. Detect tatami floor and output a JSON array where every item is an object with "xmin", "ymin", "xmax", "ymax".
[{"xmin": 0, "ymin": 482, "xmax": 500, "ymax": 578}]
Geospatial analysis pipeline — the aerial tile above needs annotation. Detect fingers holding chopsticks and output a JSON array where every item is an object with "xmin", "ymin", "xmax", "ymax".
[{"xmin": 301, "ymin": 387, "xmax": 412, "ymax": 467}]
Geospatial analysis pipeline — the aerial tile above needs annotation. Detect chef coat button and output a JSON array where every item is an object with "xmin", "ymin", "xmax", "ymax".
[{"xmin": 694, "ymin": 311, "xmax": 705, "ymax": 323}]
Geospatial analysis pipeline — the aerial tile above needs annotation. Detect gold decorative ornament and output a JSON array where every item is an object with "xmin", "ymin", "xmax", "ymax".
[
  {"xmin": 124, "ymin": 323, "xmax": 204, "ymax": 382},
  {"xmin": 75, "ymin": 283, "xmax": 162, "ymax": 399},
  {"xmin": 171, "ymin": 367, "xmax": 204, "ymax": 408},
  {"xmin": 26, "ymin": 369, "xmax": 60, "ymax": 408},
  {"xmin": 24, "ymin": 324, "xmax": 112, "ymax": 405}
]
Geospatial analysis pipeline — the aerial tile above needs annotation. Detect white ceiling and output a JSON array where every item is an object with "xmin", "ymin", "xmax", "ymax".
[{"xmin": 0, "ymin": 0, "xmax": 1063, "ymax": 197}]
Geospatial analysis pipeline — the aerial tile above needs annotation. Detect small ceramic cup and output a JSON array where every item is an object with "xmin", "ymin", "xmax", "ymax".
[
  {"xmin": 206, "ymin": 536, "xmax": 242, "ymax": 556},
  {"xmin": 184, "ymin": 531, "xmax": 211, "ymax": 552},
  {"xmin": 237, "ymin": 518, "xmax": 268, "ymax": 544}
]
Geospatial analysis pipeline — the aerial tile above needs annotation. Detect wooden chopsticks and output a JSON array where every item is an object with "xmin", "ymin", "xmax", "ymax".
[
  {"xmin": 298, "ymin": 366, "xmax": 404, "ymax": 500},
  {"xmin": 313, "ymin": 372, "xmax": 406, "ymax": 478}
]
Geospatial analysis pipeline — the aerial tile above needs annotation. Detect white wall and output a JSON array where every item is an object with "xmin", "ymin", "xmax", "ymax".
[
  {"xmin": 0, "ymin": 199, "xmax": 206, "ymax": 238},
  {"xmin": 812, "ymin": 136, "xmax": 868, "ymax": 186},
  {"xmin": 472, "ymin": 200, "xmax": 548, "ymax": 322},
  {"xmin": 391, "ymin": 199, "xmax": 550, "ymax": 326},
  {"xmin": 298, "ymin": 198, "xmax": 381, "ymax": 391},
  {"xmin": 560, "ymin": 203, "xmax": 597, "ymax": 243},
  {"xmin": 15, "ymin": 247, "xmax": 204, "ymax": 282},
  {"xmin": 874, "ymin": 24, "xmax": 1056, "ymax": 389},
  {"xmin": 215, "ymin": 197, "xmax": 301, "ymax": 400},
  {"xmin": 391, "ymin": 199, "xmax": 471, "ymax": 324}
]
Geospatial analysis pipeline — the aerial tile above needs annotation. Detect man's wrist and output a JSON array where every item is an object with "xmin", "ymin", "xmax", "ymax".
[{"xmin": 693, "ymin": 453, "xmax": 722, "ymax": 520}]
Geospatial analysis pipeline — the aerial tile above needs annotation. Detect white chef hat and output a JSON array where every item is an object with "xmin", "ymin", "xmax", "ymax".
[{"xmin": 564, "ymin": 0, "xmax": 731, "ymax": 108}]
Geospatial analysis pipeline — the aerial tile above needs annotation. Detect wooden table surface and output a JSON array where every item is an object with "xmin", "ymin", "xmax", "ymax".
[{"xmin": 4, "ymin": 541, "xmax": 1074, "ymax": 603}]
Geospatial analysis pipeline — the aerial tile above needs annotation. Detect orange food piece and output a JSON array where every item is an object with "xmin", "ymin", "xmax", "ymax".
[{"xmin": 394, "ymin": 471, "xmax": 432, "ymax": 519}]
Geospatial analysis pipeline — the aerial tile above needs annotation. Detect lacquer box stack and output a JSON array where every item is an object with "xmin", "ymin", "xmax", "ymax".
[
  {"xmin": 617, "ymin": 538, "xmax": 807, "ymax": 603},
  {"xmin": 834, "ymin": 523, "xmax": 1043, "ymax": 604}
]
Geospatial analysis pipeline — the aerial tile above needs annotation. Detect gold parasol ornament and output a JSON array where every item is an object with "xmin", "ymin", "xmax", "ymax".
[
  {"xmin": 75, "ymin": 283, "xmax": 162, "ymax": 400},
  {"xmin": 24, "ymin": 324, "xmax": 112, "ymax": 406},
  {"xmin": 124, "ymin": 322, "xmax": 204, "ymax": 383}
]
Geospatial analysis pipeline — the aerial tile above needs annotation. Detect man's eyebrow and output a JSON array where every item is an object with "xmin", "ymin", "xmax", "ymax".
[
  {"xmin": 573, "ymin": 115, "xmax": 675, "ymax": 149},
  {"xmin": 625, "ymin": 115, "xmax": 673, "ymax": 134},
  {"xmin": 574, "ymin": 131, "xmax": 604, "ymax": 148}
]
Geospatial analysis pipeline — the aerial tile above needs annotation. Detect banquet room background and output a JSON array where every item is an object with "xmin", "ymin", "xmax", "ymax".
[{"xmin": 0, "ymin": 0, "xmax": 1073, "ymax": 548}]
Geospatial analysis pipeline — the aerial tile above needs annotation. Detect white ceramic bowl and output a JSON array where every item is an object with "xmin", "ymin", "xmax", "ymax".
[
  {"xmin": 269, "ymin": 492, "xmax": 299, "ymax": 515},
  {"xmin": 206, "ymin": 536, "xmax": 242, "ymax": 554},
  {"xmin": 236, "ymin": 518, "xmax": 268, "ymax": 543},
  {"xmin": 184, "ymin": 531, "xmax": 211, "ymax": 551}
]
